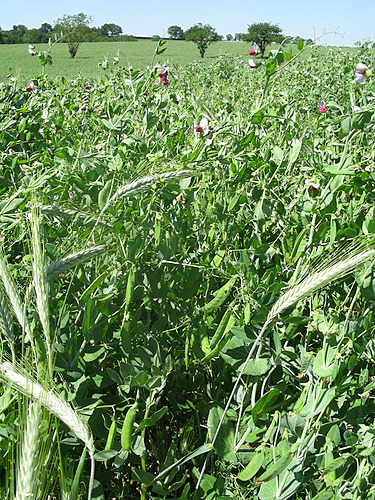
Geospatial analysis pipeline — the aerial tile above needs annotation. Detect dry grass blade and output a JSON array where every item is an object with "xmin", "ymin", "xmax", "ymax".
[
  {"xmin": 268, "ymin": 242, "xmax": 375, "ymax": 321},
  {"xmin": 47, "ymin": 245, "xmax": 106, "ymax": 280},
  {"xmin": 0, "ymin": 362, "xmax": 94, "ymax": 456}
]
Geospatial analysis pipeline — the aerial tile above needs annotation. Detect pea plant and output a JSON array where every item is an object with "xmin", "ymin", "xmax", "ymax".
[{"xmin": 0, "ymin": 39, "xmax": 375, "ymax": 500}]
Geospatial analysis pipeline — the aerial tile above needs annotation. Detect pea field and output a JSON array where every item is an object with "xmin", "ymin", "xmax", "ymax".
[{"xmin": 1, "ymin": 38, "xmax": 375, "ymax": 499}]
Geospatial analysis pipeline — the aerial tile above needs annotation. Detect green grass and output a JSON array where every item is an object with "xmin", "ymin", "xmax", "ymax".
[
  {"xmin": 0, "ymin": 40, "xmax": 247, "ymax": 82},
  {"xmin": 0, "ymin": 40, "xmax": 359, "ymax": 83}
]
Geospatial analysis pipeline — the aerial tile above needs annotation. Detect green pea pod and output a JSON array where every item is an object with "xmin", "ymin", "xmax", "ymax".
[
  {"xmin": 201, "ymin": 276, "xmax": 237, "ymax": 314},
  {"xmin": 209, "ymin": 306, "xmax": 233, "ymax": 349},
  {"xmin": 201, "ymin": 333, "xmax": 211, "ymax": 356},
  {"xmin": 121, "ymin": 402, "xmax": 138, "ymax": 452},
  {"xmin": 104, "ymin": 419, "xmax": 117, "ymax": 468},
  {"xmin": 201, "ymin": 313, "xmax": 236, "ymax": 362},
  {"xmin": 257, "ymin": 451, "xmax": 293, "ymax": 482},
  {"xmin": 244, "ymin": 301, "xmax": 251, "ymax": 324},
  {"xmin": 238, "ymin": 448, "xmax": 265, "ymax": 481},
  {"xmin": 105, "ymin": 419, "xmax": 117, "ymax": 450},
  {"xmin": 125, "ymin": 268, "xmax": 136, "ymax": 315}
]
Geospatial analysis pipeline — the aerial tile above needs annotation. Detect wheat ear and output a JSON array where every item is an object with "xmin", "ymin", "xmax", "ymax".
[
  {"xmin": 16, "ymin": 401, "xmax": 42, "ymax": 500},
  {"xmin": 113, "ymin": 170, "xmax": 194, "ymax": 201},
  {"xmin": 0, "ymin": 254, "xmax": 32, "ymax": 340},
  {"xmin": 0, "ymin": 362, "xmax": 94, "ymax": 456},
  {"xmin": 0, "ymin": 287, "xmax": 14, "ymax": 353},
  {"xmin": 47, "ymin": 245, "xmax": 106, "ymax": 280},
  {"xmin": 30, "ymin": 207, "xmax": 51, "ymax": 358},
  {"xmin": 268, "ymin": 245, "xmax": 375, "ymax": 321}
]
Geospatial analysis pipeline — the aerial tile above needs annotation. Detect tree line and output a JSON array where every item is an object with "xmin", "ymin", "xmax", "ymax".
[
  {"xmin": 0, "ymin": 13, "xmax": 313, "ymax": 60},
  {"xmin": 0, "ymin": 18, "xmax": 134, "ymax": 45}
]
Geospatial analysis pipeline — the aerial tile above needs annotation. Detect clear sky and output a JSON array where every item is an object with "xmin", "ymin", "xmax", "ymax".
[{"xmin": 1, "ymin": 0, "xmax": 374, "ymax": 47}]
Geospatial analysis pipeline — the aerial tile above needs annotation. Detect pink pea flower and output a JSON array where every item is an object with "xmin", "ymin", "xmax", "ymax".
[
  {"xmin": 28, "ymin": 45, "xmax": 35, "ymax": 56},
  {"xmin": 355, "ymin": 63, "xmax": 369, "ymax": 83},
  {"xmin": 156, "ymin": 66, "xmax": 169, "ymax": 86},
  {"xmin": 160, "ymin": 73, "xmax": 169, "ymax": 86},
  {"xmin": 195, "ymin": 118, "xmax": 209, "ymax": 136},
  {"xmin": 306, "ymin": 179, "xmax": 319, "ymax": 191},
  {"xmin": 248, "ymin": 58, "xmax": 256, "ymax": 68},
  {"xmin": 84, "ymin": 82, "xmax": 90, "ymax": 90},
  {"xmin": 157, "ymin": 66, "xmax": 167, "ymax": 76},
  {"xmin": 319, "ymin": 100, "xmax": 327, "ymax": 113},
  {"xmin": 26, "ymin": 80, "xmax": 37, "ymax": 93}
]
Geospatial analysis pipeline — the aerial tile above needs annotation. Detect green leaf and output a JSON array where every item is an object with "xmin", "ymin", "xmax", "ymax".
[
  {"xmin": 259, "ymin": 458, "xmax": 303, "ymax": 500},
  {"xmin": 0, "ymin": 198, "xmax": 23, "ymax": 215},
  {"xmin": 310, "ymin": 486, "xmax": 336, "ymax": 500},
  {"xmin": 135, "ymin": 406, "xmax": 168, "ymax": 433},
  {"xmin": 340, "ymin": 117, "xmax": 351, "ymax": 136},
  {"xmin": 297, "ymin": 39, "xmax": 305, "ymax": 50},
  {"xmin": 244, "ymin": 357, "xmax": 270, "ymax": 376},
  {"xmin": 154, "ymin": 444, "xmax": 212, "ymax": 481},
  {"xmin": 321, "ymin": 454, "xmax": 350, "ymax": 476},
  {"xmin": 79, "ymin": 271, "xmax": 108, "ymax": 302},
  {"xmin": 131, "ymin": 468, "xmax": 156, "ymax": 486},
  {"xmin": 207, "ymin": 405, "xmax": 236, "ymax": 461},
  {"xmin": 313, "ymin": 346, "xmax": 338, "ymax": 378},
  {"xmin": 252, "ymin": 388, "xmax": 280, "ymax": 421},
  {"xmin": 326, "ymin": 424, "xmax": 341, "ymax": 446},
  {"xmin": 98, "ymin": 180, "xmax": 112, "ymax": 209},
  {"xmin": 94, "ymin": 449, "xmax": 118, "ymax": 461}
]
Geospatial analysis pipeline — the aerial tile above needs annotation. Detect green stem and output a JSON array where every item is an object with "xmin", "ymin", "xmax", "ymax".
[{"xmin": 140, "ymin": 392, "xmax": 154, "ymax": 500}]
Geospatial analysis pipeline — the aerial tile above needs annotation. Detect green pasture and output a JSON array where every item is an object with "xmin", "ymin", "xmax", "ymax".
[{"xmin": 0, "ymin": 40, "xmax": 359, "ymax": 83}]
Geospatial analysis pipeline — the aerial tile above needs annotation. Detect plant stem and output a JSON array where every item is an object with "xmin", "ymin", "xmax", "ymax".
[{"xmin": 140, "ymin": 391, "xmax": 154, "ymax": 500}]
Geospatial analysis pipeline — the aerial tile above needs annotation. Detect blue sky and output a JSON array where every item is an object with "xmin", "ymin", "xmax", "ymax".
[{"xmin": 2, "ymin": 0, "xmax": 374, "ymax": 47}]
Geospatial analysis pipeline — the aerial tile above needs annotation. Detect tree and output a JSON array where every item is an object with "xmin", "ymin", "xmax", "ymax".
[
  {"xmin": 243, "ymin": 22, "xmax": 283, "ymax": 57},
  {"xmin": 9, "ymin": 25, "xmax": 28, "ymax": 44},
  {"xmin": 54, "ymin": 13, "xmax": 92, "ymax": 58},
  {"xmin": 23, "ymin": 28, "xmax": 44, "ymax": 44},
  {"xmin": 100, "ymin": 23, "xmax": 122, "ymax": 37},
  {"xmin": 167, "ymin": 25, "xmax": 185, "ymax": 40},
  {"xmin": 40, "ymin": 23, "xmax": 53, "ymax": 34},
  {"xmin": 185, "ymin": 23, "xmax": 221, "ymax": 58},
  {"xmin": 226, "ymin": 34, "xmax": 233, "ymax": 41}
]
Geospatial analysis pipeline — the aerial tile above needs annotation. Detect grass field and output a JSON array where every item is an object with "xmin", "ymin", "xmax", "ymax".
[{"xmin": 0, "ymin": 39, "xmax": 359, "ymax": 83}]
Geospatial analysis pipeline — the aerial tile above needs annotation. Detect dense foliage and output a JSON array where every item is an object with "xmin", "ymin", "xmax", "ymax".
[{"xmin": 0, "ymin": 39, "xmax": 375, "ymax": 499}]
